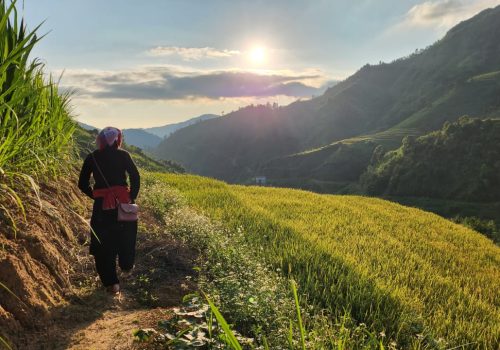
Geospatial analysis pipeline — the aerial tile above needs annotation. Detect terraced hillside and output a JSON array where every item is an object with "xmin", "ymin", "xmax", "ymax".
[
  {"xmin": 362, "ymin": 117, "xmax": 500, "ymax": 202},
  {"xmin": 153, "ymin": 172, "xmax": 500, "ymax": 349},
  {"xmin": 260, "ymin": 128, "xmax": 421, "ymax": 193}
]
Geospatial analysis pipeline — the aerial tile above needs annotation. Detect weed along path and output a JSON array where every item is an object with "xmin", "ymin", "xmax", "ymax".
[{"xmin": 23, "ymin": 211, "xmax": 198, "ymax": 350}]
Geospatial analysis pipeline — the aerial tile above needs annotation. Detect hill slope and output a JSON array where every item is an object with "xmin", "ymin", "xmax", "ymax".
[
  {"xmin": 77, "ymin": 121, "xmax": 97, "ymax": 131},
  {"xmin": 122, "ymin": 128, "xmax": 162, "ymax": 149},
  {"xmin": 155, "ymin": 104, "xmax": 309, "ymax": 181},
  {"xmin": 155, "ymin": 5, "xmax": 500, "ymax": 183},
  {"xmin": 153, "ymin": 172, "xmax": 500, "ymax": 348},
  {"xmin": 261, "ymin": 128, "xmax": 421, "ymax": 192},
  {"xmin": 361, "ymin": 117, "xmax": 500, "ymax": 201}
]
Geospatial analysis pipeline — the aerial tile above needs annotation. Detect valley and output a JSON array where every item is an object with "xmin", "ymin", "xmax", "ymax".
[{"xmin": 1, "ymin": 1, "xmax": 500, "ymax": 349}]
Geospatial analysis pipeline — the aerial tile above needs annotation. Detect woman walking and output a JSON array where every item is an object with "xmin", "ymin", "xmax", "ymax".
[{"xmin": 78, "ymin": 127, "xmax": 140, "ymax": 294}]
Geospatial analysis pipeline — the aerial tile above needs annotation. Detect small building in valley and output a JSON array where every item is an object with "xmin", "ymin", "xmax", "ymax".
[{"xmin": 255, "ymin": 176, "xmax": 267, "ymax": 185}]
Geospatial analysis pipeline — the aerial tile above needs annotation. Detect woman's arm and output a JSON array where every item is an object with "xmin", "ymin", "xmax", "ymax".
[
  {"xmin": 124, "ymin": 152, "xmax": 140, "ymax": 201},
  {"xmin": 78, "ymin": 154, "xmax": 94, "ymax": 199}
]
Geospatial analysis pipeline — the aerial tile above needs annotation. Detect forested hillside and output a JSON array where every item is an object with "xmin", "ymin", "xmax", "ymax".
[
  {"xmin": 361, "ymin": 117, "xmax": 500, "ymax": 201},
  {"xmin": 155, "ymin": 5, "xmax": 500, "ymax": 184}
]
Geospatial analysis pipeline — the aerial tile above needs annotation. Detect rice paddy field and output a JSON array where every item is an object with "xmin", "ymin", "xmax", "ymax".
[{"xmin": 150, "ymin": 172, "xmax": 500, "ymax": 349}]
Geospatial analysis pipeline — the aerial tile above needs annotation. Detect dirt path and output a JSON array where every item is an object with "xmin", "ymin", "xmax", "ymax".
[{"xmin": 20, "ymin": 217, "xmax": 198, "ymax": 350}]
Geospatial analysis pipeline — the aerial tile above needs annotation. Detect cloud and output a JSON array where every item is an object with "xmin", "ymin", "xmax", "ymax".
[
  {"xmin": 61, "ymin": 66, "xmax": 331, "ymax": 101},
  {"xmin": 396, "ymin": 0, "xmax": 499, "ymax": 29},
  {"xmin": 148, "ymin": 46, "xmax": 241, "ymax": 61}
]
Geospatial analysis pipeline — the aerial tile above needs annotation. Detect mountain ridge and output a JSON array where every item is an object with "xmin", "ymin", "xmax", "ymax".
[
  {"xmin": 154, "ymin": 5, "xmax": 500, "ymax": 184},
  {"xmin": 145, "ymin": 113, "xmax": 219, "ymax": 138},
  {"xmin": 122, "ymin": 128, "xmax": 162, "ymax": 149},
  {"xmin": 79, "ymin": 114, "xmax": 220, "ymax": 150}
]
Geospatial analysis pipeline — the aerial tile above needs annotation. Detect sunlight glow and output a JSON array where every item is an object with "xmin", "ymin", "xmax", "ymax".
[{"xmin": 249, "ymin": 46, "xmax": 266, "ymax": 64}]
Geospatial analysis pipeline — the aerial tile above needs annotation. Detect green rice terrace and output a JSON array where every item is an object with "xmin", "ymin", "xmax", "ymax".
[{"xmin": 142, "ymin": 172, "xmax": 500, "ymax": 348}]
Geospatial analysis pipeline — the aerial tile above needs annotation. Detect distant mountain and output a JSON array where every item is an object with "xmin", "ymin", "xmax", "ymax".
[
  {"xmin": 77, "ymin": 121, "xmax": 98, "ymax": 131},
  {"xmin": 121, "ymin": 114, "xmax": 218, "ymax": 149},
  {"xmin": 154, "ymin": 5, "xmax": 500, "ymax": 185},
  {"xmin": 145, "ymin": 114, "xmax": 219, "ymax": 138},
  {"xmin": 122, "ymin": 129, "xmax": 162, "ymax": 150},
  {"xmin": 74, "ymin": 126, "xmax": 184, "ymax": 173},
  {"xmin": 76, "ymin": 122, "xmax": 162, "ymax": 150}
]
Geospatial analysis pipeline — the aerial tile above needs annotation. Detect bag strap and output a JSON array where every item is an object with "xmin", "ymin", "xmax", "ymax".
[
  {"xmin": 90, "ymin": 152, "xmax": 112, "ymax": 189},
  {"xmin": 91, "ymin": 152, "xmax": 120, "ymax": 204}
]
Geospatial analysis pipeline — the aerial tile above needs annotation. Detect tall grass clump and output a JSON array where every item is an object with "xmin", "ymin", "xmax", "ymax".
[{"xmin": 0, "ymin": 0, "xmax": 75, "ymax": 231}]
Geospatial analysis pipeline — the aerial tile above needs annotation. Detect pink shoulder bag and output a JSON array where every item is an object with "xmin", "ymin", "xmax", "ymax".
[{"xmin": 117, "ymin": 201, "xmax": 138, "ymax": 222}]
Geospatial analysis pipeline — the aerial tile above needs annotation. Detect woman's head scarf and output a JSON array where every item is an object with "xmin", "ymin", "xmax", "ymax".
[{"xmin": 96, "ymin": 127, "xmax": 123, "ymax": 150}]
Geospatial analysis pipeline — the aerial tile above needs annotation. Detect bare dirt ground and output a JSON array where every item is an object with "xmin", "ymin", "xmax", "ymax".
[{"xmin": 16, "ymin": 211, "xmax": 198, "ymax": 350}]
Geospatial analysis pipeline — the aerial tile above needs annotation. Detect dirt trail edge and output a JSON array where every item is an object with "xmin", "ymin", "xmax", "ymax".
[{"xmin": 21, "ymin": 211, "xmax": 198, "ymax": 350}]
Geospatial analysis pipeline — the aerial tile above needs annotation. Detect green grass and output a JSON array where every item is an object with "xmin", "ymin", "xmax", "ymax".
[
  {"xmin": 0, "ymin": 1, "xmax": 76, "ymax": 347},
  {"xmin": 0, "ymin": 336, "xmax": 12, "ymax": 350},
  {"xmin": 0, "ymin": 0, "xmax": 75, "ymax": 232},
  {"xmin": 149, "ymin": 172, "xmax": 500, "ymax": 349},
  {"xmin": 201, "ymin": 282, "xmax": 307, "ymax": 350},
  {"xmin": 206, "ymin": 295, "xmax": 244, "ymax": 350},
  {"xmin": 468, "ymin": 70, "xmax": 500, "ymax": 82},
  {"xmin": 141, "ymin": 174, "xmax": 384, "ymax": 348}
]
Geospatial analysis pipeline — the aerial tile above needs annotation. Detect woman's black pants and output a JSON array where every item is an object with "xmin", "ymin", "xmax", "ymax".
[{"xmin": 90, "ymin": 207, "xmax": 137, "ymax": 287}]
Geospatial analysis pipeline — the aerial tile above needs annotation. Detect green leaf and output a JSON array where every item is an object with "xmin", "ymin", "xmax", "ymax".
[{"xmin": 204, "ymin": 293, "xmax": 242, "ymax": 350}]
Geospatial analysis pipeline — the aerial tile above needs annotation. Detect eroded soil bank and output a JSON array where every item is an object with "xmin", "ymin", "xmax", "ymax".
[{"xmin": 1, "ymin": 179, "xmax": 198, "ymax": 349}]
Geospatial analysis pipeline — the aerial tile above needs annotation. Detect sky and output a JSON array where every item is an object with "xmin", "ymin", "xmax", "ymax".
[{"xmin": 22, "ymin": 0, "xmax": 500, "ymax": 129}]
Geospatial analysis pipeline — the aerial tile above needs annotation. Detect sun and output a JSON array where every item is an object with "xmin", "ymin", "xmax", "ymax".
[{"xmin": 249, "ymin": 46, "xmax": 266, "ymax": 64}]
